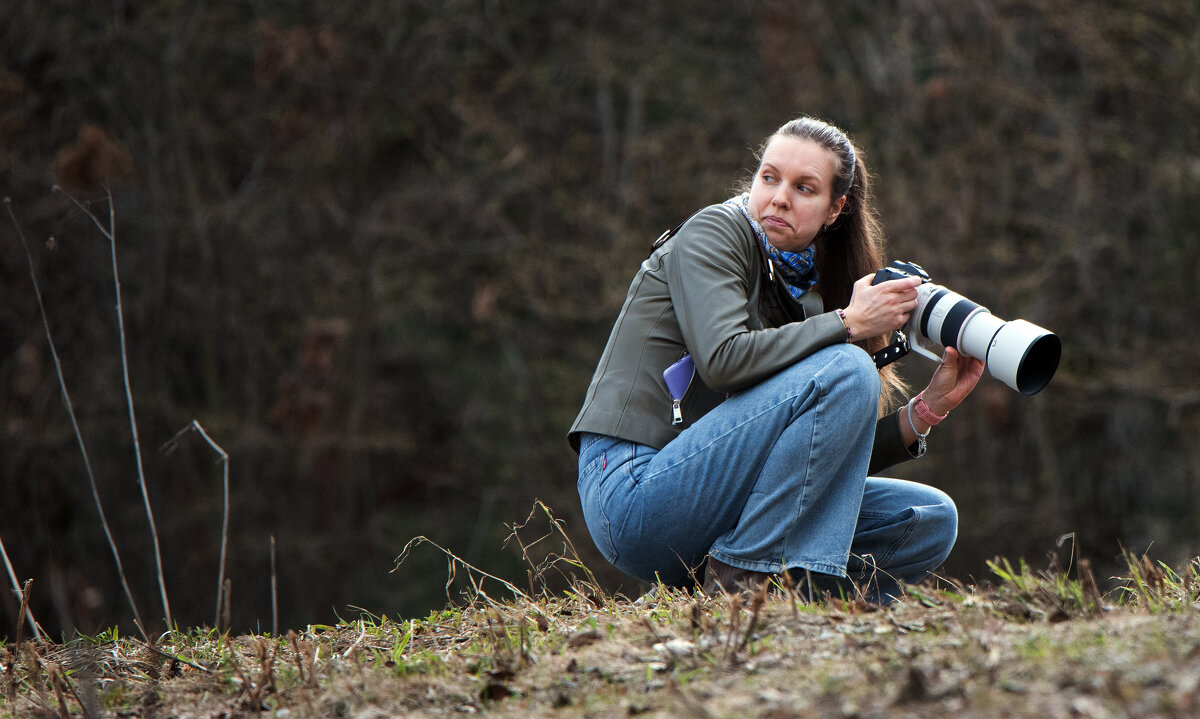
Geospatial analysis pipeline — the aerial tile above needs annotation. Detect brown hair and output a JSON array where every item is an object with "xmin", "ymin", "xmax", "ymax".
[{"xmin": 757, "ymin": 116, "xmax": 905, "ymax": 410}]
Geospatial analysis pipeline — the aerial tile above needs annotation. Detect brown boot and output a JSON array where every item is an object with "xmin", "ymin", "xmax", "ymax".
[{"xmin": 702, "ymin": 555, "xmax": 770, "ymax": 596}]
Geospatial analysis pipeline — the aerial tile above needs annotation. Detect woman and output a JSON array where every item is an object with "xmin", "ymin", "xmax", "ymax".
[{"xmin": 568, "ymin": 116, "xmax": 985, "ymax": 603}]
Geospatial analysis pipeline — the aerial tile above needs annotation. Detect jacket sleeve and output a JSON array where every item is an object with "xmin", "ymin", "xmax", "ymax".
[
  {"xmin": 868, "ymin": 410, "xmax": 924, "ymax": 475},
  {"xmin": 665, "ymin": 208, "xmax": 847, "ymax": 393}
]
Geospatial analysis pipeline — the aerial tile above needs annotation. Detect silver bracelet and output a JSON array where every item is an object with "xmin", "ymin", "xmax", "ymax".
[
  {"xmin": 907, "ymin": 399, "xmax": 931, "ymax": 438},
  {"xmin": 906, "ymin": 399, "xmax": 929, "ymax": 456}
]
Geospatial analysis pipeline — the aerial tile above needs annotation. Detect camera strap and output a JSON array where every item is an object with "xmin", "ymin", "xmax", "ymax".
[
  {"xmin": 872, "ymin": 330, "xmax": 910, "ymax": 369},
  {"xmin": 649, "ymin": 210, "xmax": 702, "ymax": 253}
]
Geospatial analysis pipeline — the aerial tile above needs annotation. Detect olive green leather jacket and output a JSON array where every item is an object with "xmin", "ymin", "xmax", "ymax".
[{"xmin": 568, "ymin": 203, "xmax": 919, "ymax": 474}]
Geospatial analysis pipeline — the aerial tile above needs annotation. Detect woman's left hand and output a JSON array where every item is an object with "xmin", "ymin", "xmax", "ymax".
[{"xmin": 921, "ymin": 347, "xmax": 986, "ymax": 416}]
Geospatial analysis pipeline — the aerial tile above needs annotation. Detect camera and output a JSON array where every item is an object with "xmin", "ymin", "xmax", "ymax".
[{"xmin": 872, "ymin": 261, "xmax": 1061, "ymax": 395}]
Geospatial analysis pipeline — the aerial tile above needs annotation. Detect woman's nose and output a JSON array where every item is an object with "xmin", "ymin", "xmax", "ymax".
[{"xmin": 772, "ymin": 186, "xmax": 789, "ymax": 208}]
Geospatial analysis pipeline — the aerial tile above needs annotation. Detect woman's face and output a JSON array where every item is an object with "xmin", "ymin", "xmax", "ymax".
[{"xmin": 748, "ymin": 136, "xmax": 847, "ymax": 253}]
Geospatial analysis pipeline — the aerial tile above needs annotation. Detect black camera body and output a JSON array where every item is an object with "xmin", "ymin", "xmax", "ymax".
[
  {"xmin": 871, "ymin": 260, "xmax": 1060, "ymax": 395},
  {"xmin": 873, "ymin": 260, "xmax": 931, "ymax": 286}
]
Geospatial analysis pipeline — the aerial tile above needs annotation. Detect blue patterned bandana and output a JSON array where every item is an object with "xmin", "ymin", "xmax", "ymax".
[{"xmin": 724, "ymin": 193, "xmax": 818, "ymax": 299}]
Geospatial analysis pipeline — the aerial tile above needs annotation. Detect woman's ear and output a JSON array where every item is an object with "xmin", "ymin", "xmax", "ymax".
[{"xmin": 826, "ymin": 195, "xmax": 847, "ymax": 226}]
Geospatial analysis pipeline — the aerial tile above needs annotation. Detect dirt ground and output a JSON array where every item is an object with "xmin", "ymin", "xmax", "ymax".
[{"xmin": 8, "ymin": 577, "xmax": 1200, "ymax": 719}]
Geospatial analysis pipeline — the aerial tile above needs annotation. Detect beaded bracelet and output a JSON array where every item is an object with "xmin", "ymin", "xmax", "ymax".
[{"xmin": 834, "ymin": 309, "xmax": 852, "ymax": 342}]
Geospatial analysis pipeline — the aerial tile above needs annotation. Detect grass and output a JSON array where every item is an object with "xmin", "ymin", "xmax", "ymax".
[{"xmin": 5, "ymin": 522, "xmax": 1200, "ymax": 718}]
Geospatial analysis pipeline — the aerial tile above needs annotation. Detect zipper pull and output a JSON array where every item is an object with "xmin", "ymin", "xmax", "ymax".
[{"xmin": 671, "ymin": 399, "xmax": 684, "ymax": 426}]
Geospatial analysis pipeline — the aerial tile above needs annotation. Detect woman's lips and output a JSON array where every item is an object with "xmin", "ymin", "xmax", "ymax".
[{"xmin": 762, "ymin": 215, "xmax": 791, "ymax": 229}]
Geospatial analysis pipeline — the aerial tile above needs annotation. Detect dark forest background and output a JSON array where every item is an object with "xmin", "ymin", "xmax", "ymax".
[{"xmin": 1, "ymin": 0, "xmax": 1198, "ymax": 639}]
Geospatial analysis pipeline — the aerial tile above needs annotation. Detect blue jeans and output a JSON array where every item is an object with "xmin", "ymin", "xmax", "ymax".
[{"xmin": 576, "ymin": 344, "xmax": 957, "ymax": 603}]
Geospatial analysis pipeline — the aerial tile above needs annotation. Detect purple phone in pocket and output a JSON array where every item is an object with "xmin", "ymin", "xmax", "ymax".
[{"xmin": 663, "ymin": 354, "xmax": 695, "ymax": 425}]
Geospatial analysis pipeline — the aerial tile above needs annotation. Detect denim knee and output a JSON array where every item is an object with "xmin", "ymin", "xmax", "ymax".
[
  {"xmin": 901, "ymin": 490, "xmax": 958, "ymax": 574},
  {"xmin": 920, "ymin": 492, "xmax": 959, "ymax": 568},
  {"xmin": 802, "ymin": 343, "xmax": 880, "ymax": 410}
]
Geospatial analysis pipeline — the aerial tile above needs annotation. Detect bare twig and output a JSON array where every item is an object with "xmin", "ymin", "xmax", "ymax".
[
  {"xmin": 165, "ymin": 420, "xmax": 230, "ymax": 630},
  {"xmin": 255, "ymin": 637, "xmax": 277, "ymax": 700},
  {"xmin": 197, "ymin": 421, "xmax": 230, "ymax": 631},
  {"xmin": 54, "ymin": 187, "xmax": 173, "ymax": 631},
  {"xmin": 735, "ymin": 581, "xmax": 768, "ymax": 655},
  {"xmin": 287, "ymin": 631, "xmax": 304, "ymax": 682},
  {"xmin": 1, "ymin": 536, "xmax": 45, "ymax": 642},
  {"xmin": 221, "ymin": 637, "xmax": 279, "ymax": 709},
  {"xmin": 223, "ymin": 578, "xmax": 232, "ymax": 633},
  {"xmin": 1079, "ymin": 559, "xmax": 1106, "ymax": 614},
  {"xmin": 341, "ymin": 621, "xmax": 368, "ymax": 659},
  {"xmin": 270, "ymin": 536, "xmax": 279, "ymax": 637},
  {"xmin": 781, "ymin": 569, "xmax": 800, "ymax": 622},
  {"xmin": 5, "ymin": 197, "xmax": 150, "ymax": 642},
  {"xmin": 16, "ymin": 580, "xmax": 37, "ymax": 648},
  {"xmin": 392, "ymin": 535, "xmax": 530, "ymax": 606},
  {"xmin": 722, "ymin": 593, "xmax": 742, "ymax": 664},
  {"xmin": 1186, "ymin": 560, "xmax": 1195, "ymax": 605}
]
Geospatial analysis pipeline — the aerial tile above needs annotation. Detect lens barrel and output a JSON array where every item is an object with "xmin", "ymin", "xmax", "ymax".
[{"xmin": 915, "ymin": 285, "xmax": 1061, "ymax": 395}]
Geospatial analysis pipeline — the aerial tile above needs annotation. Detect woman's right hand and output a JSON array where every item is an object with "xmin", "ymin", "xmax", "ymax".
[{"xmin": 840, "ymin": 273, "xmax": 922, "ymax": 341}]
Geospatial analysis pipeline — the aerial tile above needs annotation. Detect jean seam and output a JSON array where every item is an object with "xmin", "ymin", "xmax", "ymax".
[
  {"xmin": 857, "ymin": 511, "xmax": 892, "ymax": 522},
  {"xmin": 789, "ymin": 561, "xmax": 848, "ymax": 578},
  {"xmin": 596, "ymin": 488, "xmax": 619, "ymax": 564},
  {"xmin": 602, "ymin": 461, "xmax": 642, "ymax": 565},
  {"xmin": 876, "ymin": 508, "xmax": 920, "ymax": 567},
  {"xmin": 581, "ymin": 439, "xmax": 625, "ymax": 565}
]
